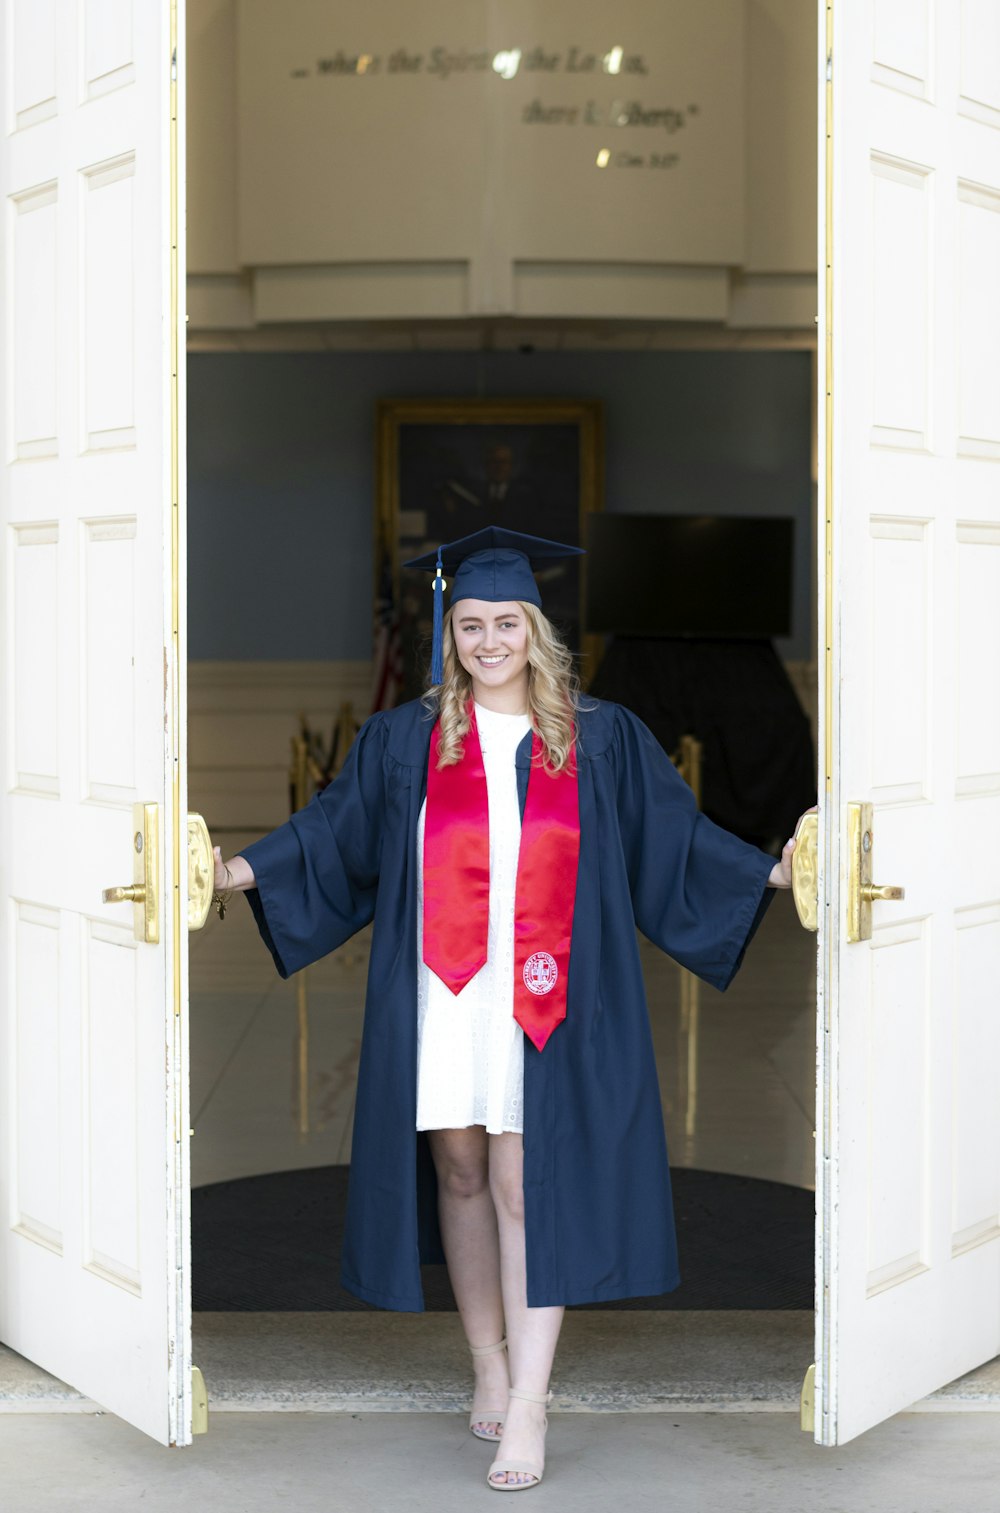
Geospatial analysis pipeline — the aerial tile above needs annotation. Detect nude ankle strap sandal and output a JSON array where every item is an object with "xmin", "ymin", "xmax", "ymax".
[
  {"xmin": 469, "ymin": 1338, "xmax": 509, "ymax": 1441},
  {"xmin": 486, "ymin": 1387, "xmax": 552, "ymax": 1492}
]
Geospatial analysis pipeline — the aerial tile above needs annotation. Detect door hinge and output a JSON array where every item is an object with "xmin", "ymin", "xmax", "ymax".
[
  {"xmin": 800, "ymin": 1362, "xmax": 815, "ymax": 1433},
  {"xmin": 192, "ymin": 1364, "xmax": 209, "ymax": 1435}
]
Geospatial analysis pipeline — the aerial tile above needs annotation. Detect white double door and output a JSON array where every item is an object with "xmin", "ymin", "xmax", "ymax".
[
  {"xmin": 0, "ymin": 0, "xmax": 190, "ymax": 1445},
  {"xmin": 1, "ymin": 0, "xmax": 999, "ymax": 1451},
  {"xmin": 815, "ymin": 0, "xmax": 1000, "ymax": 1445}
]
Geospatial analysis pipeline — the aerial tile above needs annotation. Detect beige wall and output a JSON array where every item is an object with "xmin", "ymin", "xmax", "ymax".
[
  {"xmin": 188, "ymin": 660, "xmax": 372, "ymax": 831},
  {"xmin": 186, "ymin": 0, "xmax": 817, "ymax": 334},
  {"xmin": 745, "ymin": 0, "xmax": 819, "ymax": 275},
  {"xmin": 190, "ymin": 658, "xmax": 817, "ymax": 833},
  {"xmin": 187, "ymin": 0, "xmax": 239, "ymax": 277}
]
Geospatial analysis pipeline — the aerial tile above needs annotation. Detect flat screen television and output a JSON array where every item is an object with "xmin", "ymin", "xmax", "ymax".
[{"xmin": 584, "ymin": 513, "xmax": 794, "ymax": 639}]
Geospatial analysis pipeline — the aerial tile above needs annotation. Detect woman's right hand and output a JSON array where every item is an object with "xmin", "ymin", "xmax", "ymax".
[{"xmin": 213, "ymin": 847, "xmax": 255, "ymax": 893}]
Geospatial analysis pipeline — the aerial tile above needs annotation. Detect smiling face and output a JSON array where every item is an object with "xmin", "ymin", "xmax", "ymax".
[{"xmin": 452, "ymin": 599, "xmax": 530, "ymax": 709}]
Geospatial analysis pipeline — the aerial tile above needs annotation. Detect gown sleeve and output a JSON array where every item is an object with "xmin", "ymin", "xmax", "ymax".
[
  {"xmin": 236, "ymin": 713, "xmax": 388, "ymax": 978},
  {"xmin": 612, "ymin": 704, "xmax": 776, "ymax": 991}
]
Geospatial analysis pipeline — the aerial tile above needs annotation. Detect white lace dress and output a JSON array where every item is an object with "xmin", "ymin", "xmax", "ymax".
[{"xmin": 415, "ymin": 702, "xmax": 530, "ymax": 1135}]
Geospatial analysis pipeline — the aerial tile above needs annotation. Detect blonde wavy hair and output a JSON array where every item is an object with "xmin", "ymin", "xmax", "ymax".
[{"xmin": 424, "ymin": 601, "xmax": 580, "ymax": 773}]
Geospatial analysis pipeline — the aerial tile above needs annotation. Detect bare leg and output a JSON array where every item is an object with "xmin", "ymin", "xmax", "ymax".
[
  {"xmin": 427, "ymin": 1127, "xmax": 509, "ymax": 1436},
  {"xmin": 487, "ymin": 1131, "xmax": 564, "ymax": 1486}
]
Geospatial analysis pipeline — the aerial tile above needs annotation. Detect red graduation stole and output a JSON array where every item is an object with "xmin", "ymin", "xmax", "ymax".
[{"xmin": 422, "ymin": 706, "xmax": 580, "ymax": 1051}]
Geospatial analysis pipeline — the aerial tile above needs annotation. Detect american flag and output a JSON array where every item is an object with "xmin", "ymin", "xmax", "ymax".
[{"xmin": 370, "ymin": 548, "xmax": 403, "ymax": 713}]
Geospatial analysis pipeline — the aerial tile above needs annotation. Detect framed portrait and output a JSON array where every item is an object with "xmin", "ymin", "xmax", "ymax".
[{"xmin": 376, "ymin": 398, "xmax": 604, "ymax": 699}]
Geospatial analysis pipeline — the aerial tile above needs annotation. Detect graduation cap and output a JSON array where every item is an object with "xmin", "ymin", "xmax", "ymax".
[{"xmin": 403, "ymin": 526, "xmax": 585, "ymax": 685}]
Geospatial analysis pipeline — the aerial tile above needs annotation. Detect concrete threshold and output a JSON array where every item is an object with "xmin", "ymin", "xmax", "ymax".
[{"xmin": 3, "ymin": 1311, "xmax": 1000, "ymax": 1415}]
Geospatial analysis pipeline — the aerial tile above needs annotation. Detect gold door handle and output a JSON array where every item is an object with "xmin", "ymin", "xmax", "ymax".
[
  {"xmin": 790, "ymin": 810, "xmax": 819, "ymax": 932},
  {"xmin": 102, "ymin": 803, "xmax": 159, "ymax": 943},
  {"xmin": 862, "ymin": 883, "xmax": 905, "ymax": 903},
  {"xmin": 102, "ymin": 884, "xmax": 146, "ymax": 905},
  {"xmin": 187, "ymin": 813, "xmax": 214, "ymax": 930},
  {"xmin": 848, "ymin": 802, "xmax": 905, "ymax": 942},
  {"xmin": 103, "ymin": 809, "xmax": 215, "ymax": 934}
]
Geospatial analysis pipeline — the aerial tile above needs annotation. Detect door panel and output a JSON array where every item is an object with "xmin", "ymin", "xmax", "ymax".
[
  {"xmin": 818, "ymin": 0, "xmax": 1000, "ymax": 1444},
  {"xmin": 0, "ymin": 1, "xmax": 190, "ymax": 1445}
]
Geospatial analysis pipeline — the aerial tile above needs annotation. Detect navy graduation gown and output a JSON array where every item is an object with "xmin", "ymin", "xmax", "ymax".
[{"xmin": 239, "ymin": 697, "xmax": 775, "ymax": 1311}]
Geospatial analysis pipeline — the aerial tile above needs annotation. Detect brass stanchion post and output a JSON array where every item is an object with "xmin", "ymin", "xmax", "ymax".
[
  {"xmin": 291, "ymin": 729, "xmax": 310, "ymax": 1139},
  {"xmin": 674, "ymin": 736, "xmax": 703, "ymax": 1143}
]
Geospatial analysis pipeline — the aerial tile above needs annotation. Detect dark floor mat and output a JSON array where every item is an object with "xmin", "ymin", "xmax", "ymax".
[{"xmin": 193, "ymin": 1165, "xmax": 813, "ymax": 1311}]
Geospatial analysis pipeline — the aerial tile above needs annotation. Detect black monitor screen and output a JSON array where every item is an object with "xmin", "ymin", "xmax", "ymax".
[{"xmin": 585, "ymin": 513, "xmax": 794, "ymax": 639}]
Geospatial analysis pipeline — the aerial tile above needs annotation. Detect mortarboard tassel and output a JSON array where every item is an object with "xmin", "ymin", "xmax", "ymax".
[{"xmin": 430, "ymin": 550, "xmax": 445, "ymax": 686}]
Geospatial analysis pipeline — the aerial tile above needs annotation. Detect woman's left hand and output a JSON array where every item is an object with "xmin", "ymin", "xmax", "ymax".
[
  {"xmin": 768, "ymin": 840, "xmax": 795, "ymax": 889},
  {"xmin": 768, "ymin": 807, "xmax": 817, "ymax": 889}
]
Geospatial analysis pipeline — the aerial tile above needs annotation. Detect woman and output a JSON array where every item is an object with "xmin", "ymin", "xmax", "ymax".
[{"xmin": 213, "ymin": 526, "xmax": 799, "ymax": 1492}]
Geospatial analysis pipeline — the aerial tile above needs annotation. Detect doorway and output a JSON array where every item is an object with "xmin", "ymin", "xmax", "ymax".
[
  {"xmin": 185, "ymin": 353, "xmax": 819, "ymax": 1390},
  {"xmin": 183, "ymin": 0, "xmax": 821, "ymax": 1401}
]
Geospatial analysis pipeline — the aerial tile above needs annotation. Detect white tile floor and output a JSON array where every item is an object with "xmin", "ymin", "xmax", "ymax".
[{"xmin": 190, "ymin": 831, "xmax": 818, "ymax": 1192}]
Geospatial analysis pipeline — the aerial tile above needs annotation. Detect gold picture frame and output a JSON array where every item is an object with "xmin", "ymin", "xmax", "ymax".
[{"xmin": 376, "ymin": 397, "xmax": 604, "ymax": 697}]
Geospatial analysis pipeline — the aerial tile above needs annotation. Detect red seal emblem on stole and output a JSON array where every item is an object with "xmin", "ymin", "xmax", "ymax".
[{"xmin": 523, "ymin": 952, "xmax": 558, "ymax": 996}]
